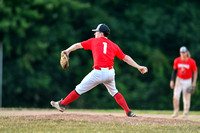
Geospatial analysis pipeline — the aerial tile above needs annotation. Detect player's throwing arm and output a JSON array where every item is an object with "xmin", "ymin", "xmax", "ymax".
[{"xmin": 123, "ymin": 55, "xmax": 148, "ymax": 74}]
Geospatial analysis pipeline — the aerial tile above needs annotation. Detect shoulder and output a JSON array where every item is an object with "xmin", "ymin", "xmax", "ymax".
[
  {"xmin": 174, "ymin": 57, "xmax": 181, "ymax": 62},
  {"xmin": 188, "ymin": 57, "xmax": 195, "ymax": 61},
  {"xmin": 103, "ymin": 38, "xmax": 119, "ymax": 47},
  {"xmin": 82, "ymin": 38, "xmax": 95, "ymax": 44},
  {"xmin": 107, "ymin": 39, "xmax": 120, "ymax": 48},
  {"xmin": 113, "ymin": 43, "xmax": 122, "ymax": 52},
  {"xmin": 87, "ymin": 38, "xmax": 95, "ymax": 41},
  {"xmin": 90, "ymin": 37, "xmax": 106, "ymax": 42},
  {"xmin": 188, "ymin": 57, "xmax": 196, "ymax": 63}
]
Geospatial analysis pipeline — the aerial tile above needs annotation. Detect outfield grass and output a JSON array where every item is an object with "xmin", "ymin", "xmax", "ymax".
[
  {"xmin": 1, "ymin": 116, "xmax": 200, "ymax": 133},
  {"xmin": 0, "ymin": 109, "xmax": 200, "ymax": 133}
]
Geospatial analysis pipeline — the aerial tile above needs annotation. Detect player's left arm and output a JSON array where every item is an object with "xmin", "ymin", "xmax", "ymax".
[
  {"xmin": 192, "ymin": 60, "xmax": 198, "ymax": 90},
  {"xmin": 192, "ymin": 70, "xmax": 198, "ymax": 89},
  {"xmin": 123, "ymin": 55, "xmax": 148, "ymax": 74},
  {"xmin": 64, "ymin": 43, "xmax": 83, "ymax": 56}
]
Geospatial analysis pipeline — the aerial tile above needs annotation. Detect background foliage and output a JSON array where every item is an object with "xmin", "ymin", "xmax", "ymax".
[{"xmin": 1, "ymin": 0, "xmax": 200, "ymax": 110}]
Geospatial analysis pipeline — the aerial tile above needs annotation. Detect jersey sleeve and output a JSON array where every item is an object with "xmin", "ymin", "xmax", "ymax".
[
  {"xmin": 115, "ymin": 45, "xmax": 125, "ymax": 60},
  {"xmin": 173, "ymin": 58, "xmax": 178, "ymax": 70},
  {"xmin": 81, "ymin": 38, "xmax": 93, "ymax": 50},
  {"xmin": 192, "ymin": 59, "xmax": 198, "ymax": 72}
]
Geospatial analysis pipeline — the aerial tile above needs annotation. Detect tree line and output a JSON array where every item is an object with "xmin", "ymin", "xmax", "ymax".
[{"xmin": 1, "ymin": 0, "xmax": 200, "ymax": 110}]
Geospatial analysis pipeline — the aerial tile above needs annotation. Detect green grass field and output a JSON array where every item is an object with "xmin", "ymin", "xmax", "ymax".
[
  {"xmin": 0, "ymin": 109, "xmax": 200, "ymax": 133},
  {"xmin": 1, "ymin": 118, "xmax": 200, "ymax": 133}
]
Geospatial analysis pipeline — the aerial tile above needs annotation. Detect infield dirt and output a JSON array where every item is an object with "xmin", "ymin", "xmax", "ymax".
[{"xmin": 1, "ymin": 110, "xmax": 200, "ymax": 125}]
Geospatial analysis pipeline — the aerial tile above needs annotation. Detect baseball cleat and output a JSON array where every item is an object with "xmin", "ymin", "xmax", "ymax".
[
  {"xmin": 171, "ymin": 113, "xmax": 178, "ymax": 118},
  {"xmin": 182, "ymin": 114, "xmax": 188, "ymax": 118},
  {"xmin": 182, "ymin": 112, "xmax": 188, "ymax": 118},
  {"xmin": 50, "ymin": 99, "xmax": 65, "ymax": 112},
  {"xmin": 127, "ymin": 111, "xmax": 136, "ymax": 117}
]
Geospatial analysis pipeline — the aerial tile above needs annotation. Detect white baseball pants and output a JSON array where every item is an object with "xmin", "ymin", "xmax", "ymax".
[
  {"xmin": 173, "ymin": 77, "xmax": 192, "ymax": 115},
  {"xmin": 75, "ymin": 68, "xmax": 118, "ymax": 96}
]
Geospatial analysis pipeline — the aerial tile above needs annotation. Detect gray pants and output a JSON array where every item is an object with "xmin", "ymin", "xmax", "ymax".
[
  {"xmin": 75, "ymin": 68, "xmax": 118, "ymax": 96},
  {"xmin": 173, "ymin": 77, "xmax": 192, "ymax": 115}
]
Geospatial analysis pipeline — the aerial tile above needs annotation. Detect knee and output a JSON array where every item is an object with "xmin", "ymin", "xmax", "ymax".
[{"xmin": 173, "ymin": 92, "xmax": 180, "ymax": 100}]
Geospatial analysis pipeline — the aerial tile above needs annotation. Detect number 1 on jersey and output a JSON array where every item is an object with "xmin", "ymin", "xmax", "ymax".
[{"xmin": 103, "ymin": 42, "xmax": 107, "ymax": 54}]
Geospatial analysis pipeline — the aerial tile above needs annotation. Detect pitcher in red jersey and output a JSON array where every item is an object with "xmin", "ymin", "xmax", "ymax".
[
  {"xmin": 170, "ymin": 46, "xmax": 198, "ymax": 118},
  {"xmin": 51, "ymin": 24, "xmax": 148, "ymax": 117}
]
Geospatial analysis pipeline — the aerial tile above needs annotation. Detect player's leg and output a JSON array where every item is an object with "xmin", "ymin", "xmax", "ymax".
[
  {"xmin": 182, "ymin": 79, "xmax": 192, "ymax": 118},
  {"xmin": 172, "ymin": 77, "xmax": 182, "ymax": 118},
  {"xmin": 74, "ymin": 69, "xmax": 101, "ymax": 95},
  {"xmin": 182, "ymin": 91, "xmax": 191, "ymax": 118},
  {"xmin": 103, "ymin": 69, "xmax": 135, "ymax": 117},
  {"xmin": 50, "ymin": 90, "xmax": 80, "ymax": 112},
  {"xmin": 61, "ymin": 70, "xmax": 101, "ymax": 105},
  {"xmin": 114, "ymin": 93, "xmax": 134, "ymax": 115},
  {"xmin": 60, "ymin": 90, "xmax": 80, "ymax": 106},
  {"xmin": 51, "ymin": 70, "xmax": 100, "ymax": 111},
  {"xmin": 105, "ymin": 83, "xmax": 135, "ymax": 117}
]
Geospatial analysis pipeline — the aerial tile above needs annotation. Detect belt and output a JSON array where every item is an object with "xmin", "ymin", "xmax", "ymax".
[{"xmin": 94, "ymin": 66, "xmax": 113, "ymax": 70}]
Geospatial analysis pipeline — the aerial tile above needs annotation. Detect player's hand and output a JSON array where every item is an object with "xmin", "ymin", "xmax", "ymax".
[
  {"xmin": 170, "ymin": 80, "xmax": 174, "ymax": 89},
  {"xmin": 138, "ymin": 66, "xmax": 148, "ymax": 74},
  {"xmin": 192, "ymin": 82, "xmax": 196, "ymax": 94},
  {"xmin": 192, "ymin": 85, "xmax": 196, "ymax": 91}
]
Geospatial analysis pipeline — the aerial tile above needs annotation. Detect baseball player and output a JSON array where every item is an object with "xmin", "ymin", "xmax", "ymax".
[
  {"xmin": 51, "ymin": 24, "xmax": 148, "ymax": 117},
  {"xmin": 170, "ymin": 46, "xmax": 198, "ymax": 118}
]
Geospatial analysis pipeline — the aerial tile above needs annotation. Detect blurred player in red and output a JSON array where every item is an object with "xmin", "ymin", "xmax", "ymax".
[
  {"xmin": 170, "ymin": 46, "xmax": 198, "ymax": 118},
  {"xmin": 51, "ymin": 24, "xmax": 148, "ymax": 117}
]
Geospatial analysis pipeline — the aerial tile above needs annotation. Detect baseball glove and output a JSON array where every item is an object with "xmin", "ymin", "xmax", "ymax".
[
  {"xmin": 60, "ymin": 51, "xmax": 69, "ymax": 70},
  {"xmin": 186, "ymin": 86, "xmax": 194, "ymax": 94}
]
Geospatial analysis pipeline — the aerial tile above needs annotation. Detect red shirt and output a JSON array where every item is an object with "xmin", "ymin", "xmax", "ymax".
[
  {"xmin": 81, "ymin": 37, "xmax": 125, "ymax": 68},
  {"xmin": 173, "ymin": 57, "xmax": 197, "ymax": 79}
]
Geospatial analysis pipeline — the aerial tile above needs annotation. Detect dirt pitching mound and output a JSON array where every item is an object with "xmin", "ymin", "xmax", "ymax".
[{"xmin": 1, "ymin": 110, "xmax": 200, "ymax": 125}]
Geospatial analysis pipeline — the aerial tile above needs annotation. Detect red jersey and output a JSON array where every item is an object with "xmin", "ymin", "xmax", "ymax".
[
  {"xmin": 173, "ymin": 57, "xmax": 197, "ymax": 79},
  {"xmin": 81, "ymin": 37, "xmax": 125, "ymax": 68}
]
